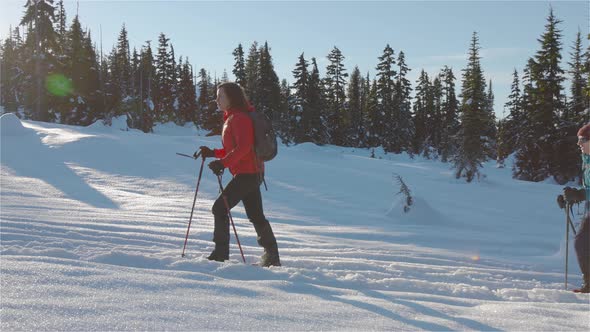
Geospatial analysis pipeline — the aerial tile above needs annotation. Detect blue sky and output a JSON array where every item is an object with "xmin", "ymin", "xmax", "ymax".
[{"xmin": 1, "ymin": 0, "xmax": 588, "ymax": 118}]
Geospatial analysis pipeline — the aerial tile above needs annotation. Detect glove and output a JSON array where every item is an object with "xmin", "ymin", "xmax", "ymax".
[
  {"xmin": 195, "ymin": 146, "xmax": 215, "ymax": 158},
  {"xmin": 208, "ymin": 160, "xmax": 225, "ymax": 176},
  {"xmin": 557, "ymin": 194, "xmax": 566, "ymax": 209},
  {"xmin": 563, "ymin": 186, "xmax": 586, "ymax": 204}
]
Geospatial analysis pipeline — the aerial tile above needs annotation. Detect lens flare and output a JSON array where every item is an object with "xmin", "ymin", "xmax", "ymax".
[{"xmin": 45, "ymin": 74, "xmax": 73, "ymax": 97}]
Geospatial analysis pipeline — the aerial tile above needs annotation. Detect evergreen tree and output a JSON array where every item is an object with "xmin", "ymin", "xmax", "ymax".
[
  {"xmin": 307, "ymin": 57, "xmax": 326, "ymax": 144},
  {"xmin": 137, "ymin": 41, "xmax": 156, "ymax": 132},
  {"xmin": 439, "ymin": 66, "xmax": 459, "ymax": 162},
  {"xmin": 54, "ymin": 0, "xmax": 66, "ymax": 56},
  {"xmin": 155, "ymin": 32, "xmax": 175, "ymax": 122},
  {"xmin": 244, "ymin": 41, "xmax": 260, "ymax": 105},
  {"xmin": 114, "ymin": 24, "xmax": 131, "ymax": 109},
  {"xmin": 347, "ymin": 66, "xmax": 362, "ymax": 146},
  {"xmin": 496, "ymin": 118, "xmax": 508, "ymax": 168},
  {"xmin": 257, "ymin": 42, "xmax": 283, "ymax": 124},
  {"xmin": 583, "ymin": 33, "xmax": 590, "ymax": 119},
  {"xmin": 197, "ymin": 68, "xmax": 220, "ymax": 132},
  {"xmin": 20, "ymin": 0, "xmax": 59, "ymax": 121},
  {"xmin": 568, "ymin": 30, "xmax": 586, "ymax": 124},
  {"xmin": 453, "ymin": 32, "xmax": 489, "ymax": 182},
  {"xmin": 430, "ymin": 76, "xmax": 443, "ymax": 158},
  {"xmin": 232, "ymin": 43, "xmax": 246, "ymax": 87},
  {"xmin": 177, "ymin": 57, "xmax": 197, "ymax": 125},
  {"xmin": 365, "ymin": 78, "xmax": 379, "ymax": 148},
  {"xmin": 0, "ymin": 27, "xmax": 26, "ymax": 116},
  {"xmin": 358, "ymin": 72, "xmax": 370, "ymax": 147},
  {"xmin": 324, "ymin": 46, "xmax": 348, "ymax": 145},
  {"xmin": 412, "ymin": 70, "xmax": 432, "ymax": 155},
  {"xmin": 513, "ymin": 59, "xmax": 546, "ymax": 181},
  {"xmin": 61, "ymin": 15, "xmax": 100, "ymax": 125},
  {"xmin": 498, "ymin": 70, "xmax": 523, "ymax": 167},
  {"xmin": 375, "ymin": 44, "xmax": 396, "ymax": 150},
  {"xmin": 278, "ymin": 78, "xmax": 292, "ymax": 143},
  {"xmin": 393, "ymin": 51, "xmax": 414, "ymax": 154},
  {"xmin": 170, "ymin": 43, "xmax": 179, "ymax": 120},
  {"xmin": 483, "ymin": 79, "xmax": 497, "ymax": 159},
  {"xmin": 291, "ymin": 53, "xmax": 309, "ymax": 143},
  {"xmin": 514, "ymin": 8, "xmax": 567, "ymax": 182}
]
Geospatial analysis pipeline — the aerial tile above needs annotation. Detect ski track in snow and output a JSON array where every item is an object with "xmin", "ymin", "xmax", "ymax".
[{"xmin": 1, "ymin": 115, "xmax": 589, "ymax": 331}]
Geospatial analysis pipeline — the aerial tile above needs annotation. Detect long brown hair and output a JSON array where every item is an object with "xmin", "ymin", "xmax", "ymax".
[{"xmin": 218, "ymin": 82, "xmax": 250, "ymax": 111}]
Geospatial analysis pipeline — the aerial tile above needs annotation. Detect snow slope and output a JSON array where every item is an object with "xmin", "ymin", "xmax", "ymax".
[{"xmin": 1, "ymin": 113, "xmax": 588, "ymax": 331}]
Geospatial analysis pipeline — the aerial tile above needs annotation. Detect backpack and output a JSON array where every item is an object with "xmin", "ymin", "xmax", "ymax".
[{"xmin": 249, "ymin": 111, "xmax": 278, "ymax": 161}]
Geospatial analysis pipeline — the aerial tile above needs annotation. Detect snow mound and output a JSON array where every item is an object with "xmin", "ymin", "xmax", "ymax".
[
  {"xmin": 87, "ymin": 115, "xmax": 130, "ymax": 131},
  {"xmin": 152, "ymin": 121, "xmax": 200, "ymax": 136},
  {"xmin": 0, "ymin": 113, "xmax": 33, "ymax": 137},
  {"xmin": 386, "ymin": 195, "xmax": 451, "ymax": 225}
]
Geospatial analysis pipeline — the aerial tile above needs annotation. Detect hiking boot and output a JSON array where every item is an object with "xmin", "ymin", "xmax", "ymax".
[
  {"xmin": 207, "ymin": 246, "xmax": 229, "ymax": 262},
  {"xmin": 260, "ymin": 245, "xmax": 281, "ymax": 267},
  {"xmin": 573, "ymin": 275, "xmax": 590, "ymax": 293}
]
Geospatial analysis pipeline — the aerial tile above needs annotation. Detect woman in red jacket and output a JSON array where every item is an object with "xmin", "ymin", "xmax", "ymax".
[{"xmin": 199, "ymin": 82, "xmax": 280, "ymax": 267}]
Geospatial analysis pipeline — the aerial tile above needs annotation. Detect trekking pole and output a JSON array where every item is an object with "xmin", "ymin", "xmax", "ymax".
[
  {"xmin": 176, "ymin": 152, "xmax": 195, "ymax": 159},
  {"xmin": 564, "ymin": 203, "xmax": 571, "ymax": 289},
  {"xmin": 181, "ymin": 152, "xmax": 204, "ymax": 257},
  {"xmin": 216, "ymin": 173, "xmax": 246, "ymax": 263},
  {"xmin": 567, "ymin": 205, "xmax": 577, "ymax": 235}
]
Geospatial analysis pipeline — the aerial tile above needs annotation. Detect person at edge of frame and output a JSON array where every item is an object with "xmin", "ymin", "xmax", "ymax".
[{"xmin": 563, "ymin": 123, "xmax": 590, "ymax": 293}]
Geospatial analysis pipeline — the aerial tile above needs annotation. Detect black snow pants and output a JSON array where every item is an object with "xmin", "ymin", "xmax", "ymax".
[
  {"xmin": 574, "ymin": 212, "xmax": 590, "ymax": 277},
  {"xmin": 212, "ymin": 173, "xmax": 277, "ymax": 251}
]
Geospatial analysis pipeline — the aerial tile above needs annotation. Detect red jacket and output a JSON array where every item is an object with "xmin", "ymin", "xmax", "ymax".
[{"xmin": 214, "ymin": 106, "xmax": 264, "ymax": 175}]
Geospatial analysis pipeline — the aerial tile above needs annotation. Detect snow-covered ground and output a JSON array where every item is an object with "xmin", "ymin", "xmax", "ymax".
[{"xmin": 1, "ymin": 113, "xmax": 588, "ymax": 331}]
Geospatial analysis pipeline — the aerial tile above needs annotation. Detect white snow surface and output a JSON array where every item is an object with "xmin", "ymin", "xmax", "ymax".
[{"xmin": 1, "ymin": 117, "xmax": 589, "ymax": 331}]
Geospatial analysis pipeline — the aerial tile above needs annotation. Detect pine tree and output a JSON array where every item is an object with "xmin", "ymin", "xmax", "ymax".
[
  {"xmin": 324, "ymin": 46, "xmax": 348, "ymax": 145},
  {"xmin": 257, "ymin": 42, "xmax": 283, "ymax": 125},
  {"xmin": 114, "ymin": 24, "xmax": 131, "ymax": 110},
  {"xmin": 412, "ymin": 70, "xmax": 432, "ymax": 155},
  {"xmin": 177, "ymin": 57, "xmax": 197, "ymax": 125},
  {"xmin": 439, "ymin": 66, "xmax": 459, "ymax": 162},
  {"xmin": 155, "ymin": 32, "xmax": 175, "ymax": 122},
  {"xmin": 197, "ymin": 68, "xmax": 220, "ymax": 132},
  {"xmin": 347, "ymin": 66, "xmax": 362, "ymax": 147},
  {"xmin": 54, "ymin": 0, "xmax": 66, "ymax": 56},
  {"xmin": 513, "ymin": 59, "xmax": 546, "ymax": 181},
  {"xmin": 170, "ymin": 43, "xmax": 179, "ymax": 121},
  {"xmin": 278, "ymin": 78, "xmax": 292, "ymax": 143},
  {"xmin": 375, "ymin": 44, "xmax": 396, "ymax": 151},
  {"xmin": 393, "ymin": 51, "xmax": 414, "ymax": 154},
  {"xmin": 499, "ymin": 69, "xmax": 523, "ymax": 167},
  {"xmin": 483, "ymin": 79, "xmax": 497, "ymax": 159},
  {"xmin": 358, "ymin": 72, "xmax": 370, "ymax": 147},
  {"xmin": 453, "ymin": 32, "xmax": 489, "ymax": 182},
  {"xmin": 365, "ymin": 78, "xmax": 379, "ymax": 148},
  {"xmin": 221, "ymin": 69, "xmax": 229, "ymax": 83},
  {"xmin": 430, "ymin": 76, "xmax": 443, "ymax": 158},
  {"xmin": 514, "ymin": 8, "xmax": 567, "ymax": 182},
  {"xmin": 307, "ymin": 57, "xmax": 326, "ymax": 144},
  {"xmin": 0, "ymin": 27, "xmax": 25, "ymax": 116},
  {"xmin": 568, "ymin": 30, "xmax": 586, "ymax": 124},
  {"xmin": 496, "ymin": 118, "xmax": 508, "ymax": 168},
  {"xmin": 138, "ymin": 41, "xmax": 156, "ymax": 133},
  {"xmin": 291, "ymin": 53, "xmax": 309, "ymax": 143},
  {"xmin": 20, "ymin": 0, "xmax": 59, "ymax": 121},
  {"xmin": 583, "ymin": 33, "xmax": 590, "ymax": 119},
  {"xmin": 61, "ymin": 15, "xmax": 100, "ymax": 125},
  {"xmin": 232, "ymin": 44, "xmax": 246, "ymax": 87},
  {"xmin": 244, "ymin": 41, "xmax": 260, "ymax": 105}
]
